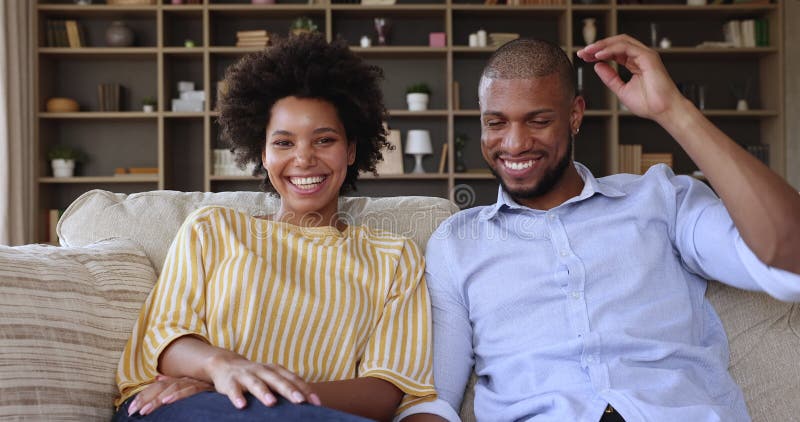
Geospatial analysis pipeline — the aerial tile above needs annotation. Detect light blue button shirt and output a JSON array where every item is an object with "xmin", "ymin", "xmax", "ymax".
[{"xmin": 405, "ymin": 163, "xmax": 800, "ymax": 422}]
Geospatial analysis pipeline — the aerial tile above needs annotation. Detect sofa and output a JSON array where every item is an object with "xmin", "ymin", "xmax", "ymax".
[{"xmin": 0, "ymin": 189, "xmax": 799, "ymax": 421}]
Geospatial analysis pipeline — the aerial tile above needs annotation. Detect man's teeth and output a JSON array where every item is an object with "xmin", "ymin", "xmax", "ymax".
[
  {"xmin": 290, "ymin": 176, "xmax": 325, "ymax": 189},
  {"xmin": 503, "ymin": 160, "xmax": 534, "ymax": 171}
]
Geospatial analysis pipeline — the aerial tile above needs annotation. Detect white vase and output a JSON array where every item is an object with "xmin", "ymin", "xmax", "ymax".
[
  {"xmin": 406, "ymin": 93, "xmax": 429, "ymax": 111},
  {"xmin": 51, "ymin": 159, "xmax": 75, "ymax": 178},
  {"xmin": 736, "ymin": 99, "xmax": 749, "ymax": 111},
  {"xmin": 582, "ymin": 18, "xmax": 597, "ymax": 45},
  {"xmin": 142, "ymin": 104, "xmax": 155, "ymax": 113}
]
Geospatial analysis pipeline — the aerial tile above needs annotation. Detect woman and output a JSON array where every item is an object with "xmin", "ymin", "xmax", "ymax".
[{"xmin": 112, "ymin": 33, "xmax": 435, "ymax": 422}]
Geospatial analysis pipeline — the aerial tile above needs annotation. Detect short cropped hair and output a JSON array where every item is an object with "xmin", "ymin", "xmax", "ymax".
[
  {"xmin": 481, "ymin": 38, "xmax": 576, "ymax": 100},
  {"xmin": 217, "ymin": 33, "xmax": 389, "ymax": 193}
]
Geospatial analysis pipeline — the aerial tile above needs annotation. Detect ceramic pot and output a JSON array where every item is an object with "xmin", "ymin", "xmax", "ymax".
[
  {"xmin": 582, "ymin": 18, "xmax": 597, "ymax": 45},
  {"xmin": 51, "ymin": 159, "xmax": 75, "ymax": 178},
  {"xmin": 105, "ymin": 21, "xmax": 134, "ymax": 47},
  {"xmin": 406, "ymin": 93, "xmax": 429, "ymax": 111}
]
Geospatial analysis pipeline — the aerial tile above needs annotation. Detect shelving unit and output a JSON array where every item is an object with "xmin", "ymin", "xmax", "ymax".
[{"xmin": 35, "ymin": 0, "xmax": 784, "ymax": 242}]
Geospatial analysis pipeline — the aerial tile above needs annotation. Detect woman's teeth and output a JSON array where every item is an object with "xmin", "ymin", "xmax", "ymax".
[{"xmin": 290, "ymin": 176, "xmax": 325, "ymax": 189}]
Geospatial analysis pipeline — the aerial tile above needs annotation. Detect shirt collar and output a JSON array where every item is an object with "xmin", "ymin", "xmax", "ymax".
[{"xmin": 480, "ymin": 162, "xmax": 626, "ymax": 220}]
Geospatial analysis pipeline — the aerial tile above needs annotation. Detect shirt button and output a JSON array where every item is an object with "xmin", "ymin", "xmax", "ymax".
[
  {"xmin": 571, "ymin": 291, "xmax": 581, "ymax": 300},
  {"xmin": 560, "ymin": 250, "xmax": 569, "ymax": 257},
  {"xmin": 549, "ymin": 214, "xmax": 557, "ymax": 220},
  {"xmin": 586, "ymin": 356, "xmax": 595, "ymax": 363}
]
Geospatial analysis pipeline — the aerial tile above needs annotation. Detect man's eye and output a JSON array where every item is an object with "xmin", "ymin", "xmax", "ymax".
[
  {"xmin": 530, "ymin": 120, "xmax": 551, "ymax": 126},
  {"xmin": 485, "ymin": 120, "xmax": 504, "ymax": 127}
]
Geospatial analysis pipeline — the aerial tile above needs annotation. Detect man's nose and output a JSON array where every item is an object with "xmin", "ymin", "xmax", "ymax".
[{"xmin": 501, "ymin": 123, "xmax": 532, "ymax": 155}]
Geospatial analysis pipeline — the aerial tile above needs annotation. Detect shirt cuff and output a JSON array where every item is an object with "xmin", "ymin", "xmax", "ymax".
[
  {"xmin": 394, "ymin": 397, "xmax": 462, "ymax": 422},
  {"xmin": 735, "ymin": 236, "xmax": 800, "ymax": 302}
]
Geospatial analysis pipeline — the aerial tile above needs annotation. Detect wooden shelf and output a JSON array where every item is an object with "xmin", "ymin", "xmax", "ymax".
[
  {"xmin": 39, "ymin": 176, "xmax": 158, "ymax": 184},
  {"xmin": 33, "ymin": 0, "xmax": 786, "ymax": 242}
]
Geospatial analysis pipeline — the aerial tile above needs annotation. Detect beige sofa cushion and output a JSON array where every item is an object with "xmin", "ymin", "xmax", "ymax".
[
  {"xmin": 0, "ymin": 239, "xmax": 157, "ymax": 421},
  {"xmin": 58, "ymin": 190, "xmax": 459, "ymax": 274}
]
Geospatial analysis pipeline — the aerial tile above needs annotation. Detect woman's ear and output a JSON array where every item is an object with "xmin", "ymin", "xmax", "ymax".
[
  {"xmin": 347, "ymin": 141, "xmax": 356, "ymax": 166},
  {"xmin": 261, "ymin": 147, "xmax": 267, "ymax": 170}
]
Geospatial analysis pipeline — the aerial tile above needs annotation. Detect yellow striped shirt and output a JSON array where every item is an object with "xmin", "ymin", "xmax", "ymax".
[{"xmin": 115, "ymin": 206, "xmax": 436, "ymax": 414}]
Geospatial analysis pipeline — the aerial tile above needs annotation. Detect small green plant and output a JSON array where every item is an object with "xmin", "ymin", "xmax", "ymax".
[
  {"xmin": 47, "ymin": 145, "xmax": 85, "ymax": 162},
  {"xmin": 405, "ymin": 83, "xmax": 431, "ymax": 95},
  {"xmin": 141, "ymin": 96, "xmax": 157, "ymax": 107},
  {"xmin": 454, "ymin": 133, "xmax": 468, "ymax": 151},
  {"xmin": 290, "ymin": 16, "xmax": 318, "ymax": 33}
]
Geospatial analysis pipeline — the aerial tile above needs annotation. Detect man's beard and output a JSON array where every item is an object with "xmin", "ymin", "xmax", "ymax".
[{"xmin": 490, "ymin": 136, "xmax": 573, "ymax": 203}]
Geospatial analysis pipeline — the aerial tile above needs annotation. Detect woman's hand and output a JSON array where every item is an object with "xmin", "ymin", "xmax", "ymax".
[
  {"xmin": 127, "ymin": 374, "xmax": 213, "ymax": 416},
  {"xmin": 203, "ymin": 351, "xmax": 322, "ymax": 410}
]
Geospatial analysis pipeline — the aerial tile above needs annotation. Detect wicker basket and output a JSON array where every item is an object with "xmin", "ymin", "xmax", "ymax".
[{"xmin": 107, "ymin": 0, "xmax": 157, "ymax": 5}]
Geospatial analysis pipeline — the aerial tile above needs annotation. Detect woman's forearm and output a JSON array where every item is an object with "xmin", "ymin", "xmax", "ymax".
[
  {"xmin": 312, "ymin": 377, "xmax": 403, "ymax": 422},
  {"xmin": 158, "ymin": 335, "xmax": 236, "ymax": 382}
]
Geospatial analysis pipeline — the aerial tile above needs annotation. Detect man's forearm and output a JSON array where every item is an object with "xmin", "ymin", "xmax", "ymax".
[
  {"xmin": 658, "ymin": 98, "xmax": 800, "ymax": 274},
  {"xmin": 311, "ymin": 377, "xmax": 403, "ymax": 422}
]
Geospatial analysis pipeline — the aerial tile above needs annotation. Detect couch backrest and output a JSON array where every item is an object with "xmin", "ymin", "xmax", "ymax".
[{"xmin": 58, "ymin": 190, "xmax": 459, "ymax": 274}]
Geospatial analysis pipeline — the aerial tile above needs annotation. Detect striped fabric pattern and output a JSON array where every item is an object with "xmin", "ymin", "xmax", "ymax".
[
  {"xmin": 0, "ymin": 239, "xmax": 157, "ymax": 421},
  {"xmin": 117, "ymin": 206, "xmax": 436, "ymax": 413}
]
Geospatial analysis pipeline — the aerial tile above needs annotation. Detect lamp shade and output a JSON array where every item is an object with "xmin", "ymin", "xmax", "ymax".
[{"xmin": 404, "ymin": 129, "xmax": 433, "ymax": 154}]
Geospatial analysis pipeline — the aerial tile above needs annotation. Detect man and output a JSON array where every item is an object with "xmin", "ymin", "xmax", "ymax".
[{"xmin": 400, "ymin": 35, "xmax": 800, "ymax": 422}]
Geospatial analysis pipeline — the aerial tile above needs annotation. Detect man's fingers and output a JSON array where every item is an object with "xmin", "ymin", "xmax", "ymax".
[{"xmin": 594, "ymin": 62, "xmax": 624, "ymax": 95}]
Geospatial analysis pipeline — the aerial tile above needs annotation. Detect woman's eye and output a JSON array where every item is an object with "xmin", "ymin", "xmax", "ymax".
[
  {"xmin": 317, "ymin": 137, "xmax": 335, "ymax": 144},
  {"xmin": 272, "ymin": 140, "xmax": 292, "ymax": 147}
]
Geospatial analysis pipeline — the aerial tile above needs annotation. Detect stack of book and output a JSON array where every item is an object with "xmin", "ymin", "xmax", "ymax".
[
  {"xmin": 236, "ymin": 30, "xmax": 270, "ymax": 48},
  {"xmin": 97, "ymin": 83, "xmax": 122, "ymax": 112},
  {"xmin": 489, "ymin": 33, "xmax": 519, "ymax": 48},
  {"xmin": 722, "ymin": 19, "xmax": 769, "ymax": 48},
  {"xmin": 46, "ymin": 20, "xmax": 86, "ymax": 48},
  {"xmin": 486, "ymin": 0, "xmax": 564, "ymax": 4},
  {"xmin": 618, "ymin": 144, "xmax": 642, "ymax": 175},
  {"xmin": 640, "ymin": 153, "xmax": 673, "ymax": 173}
]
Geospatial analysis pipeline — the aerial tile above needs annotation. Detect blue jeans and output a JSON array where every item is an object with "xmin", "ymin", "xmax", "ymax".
[{"xmin": 112, "ymin": 391, "xmax": 374, "ymax": 422}]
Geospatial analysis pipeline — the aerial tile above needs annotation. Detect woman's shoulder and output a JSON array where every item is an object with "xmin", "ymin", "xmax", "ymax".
[{"xmin": 350, "ymin": 225, "xmax": 422, "ymax": 256}]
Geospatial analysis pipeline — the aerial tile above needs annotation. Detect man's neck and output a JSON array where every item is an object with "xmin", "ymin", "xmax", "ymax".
[{"xmin": 515, "ymin": 164, "xmax": 585, "ymax": 211}]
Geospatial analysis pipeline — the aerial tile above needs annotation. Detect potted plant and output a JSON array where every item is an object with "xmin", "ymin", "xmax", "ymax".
[
  {"xmin": 405, "ymin": 83, "xmax": 431, "ymax": 111},
  {"xmin": 47, "ymin": 145, "xmax": 85, "ymax": 178},
  {"xmin": 141, "ymin": 96, "xmax": 157, "ymax": 112},
  {"xmin": 290, "ymin": 16, "xmax": 318, "ymax": 37},
  {"xmin": 454, "ymin": 133, "xmax": 468, "ymax": 172}
]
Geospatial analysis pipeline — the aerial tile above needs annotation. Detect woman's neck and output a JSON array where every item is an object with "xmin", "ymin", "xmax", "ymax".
[{"xmin": 272, "ymin": 206, "xmax": 347, "ymax": 232}]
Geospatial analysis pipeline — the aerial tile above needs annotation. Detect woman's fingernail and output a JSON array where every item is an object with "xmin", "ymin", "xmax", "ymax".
[
  {"xmin": 264, "ymin": 394, "xmax": 276, "ymax": 406},
  {"xmin": 127, "ymin": 399, "xmax": 140, "ymax": 416},
  {"xmin": 235, "ymin": 398, "xmax": 246, "ymax": 408},
  {"xmin": 139, "ymin": 403, "xmax": 154, "ymax": 416},
  {"xmin": 310, "ymin": 393, "xmax": 322, "ymax": 406},
  {"xmin": 162, "ymin": 394, "xmax": 175, "ymax": 404},
  {"xmin": 291, "ymin": 391, "xmax": 305, "ymax": 403}
]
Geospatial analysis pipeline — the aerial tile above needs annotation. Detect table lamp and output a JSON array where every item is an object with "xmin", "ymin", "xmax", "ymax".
[{"xmin": 405, "ymin": 129, "xmax": 433, "ymax": 173}]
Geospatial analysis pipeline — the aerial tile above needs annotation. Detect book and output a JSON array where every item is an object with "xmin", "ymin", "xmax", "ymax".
[
  {"xmin": 48, "ymin": 209, "xmax": 63, "ymax": 244},
  {"xmin": 438, "ymin": 143, "xmax": 448, "ymax": 173},
  {"xmin": 452, "ymin": 81, "xmax": 460, "ymax": 111},
  {"xmin": 236, "ymin": 30, "xmax": 269, "ymax": 38},
  {"xmin": 640, "ymin": 153, "xmax": 673, "ymax": 173},
  {"xmin": 65, "ymin": 20, "xmax": 81, "ymax": 48}
]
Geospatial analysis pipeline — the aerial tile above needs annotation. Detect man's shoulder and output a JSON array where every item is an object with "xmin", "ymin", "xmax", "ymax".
[{"xmin": 596, "ymin": 163, "xmax": 697, "ymax": 195}]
